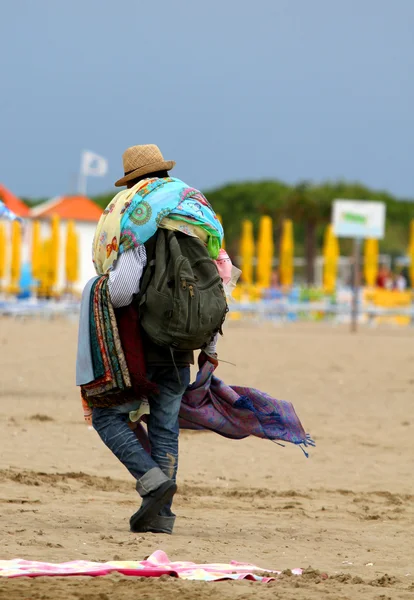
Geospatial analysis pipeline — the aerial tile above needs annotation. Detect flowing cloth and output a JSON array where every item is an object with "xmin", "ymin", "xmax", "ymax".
[
  {"xmin": 132, "ymin": 362, "xmax": 313, "ymax": 455},
  {"xmin": 93, "ymin": 177, "xmax": 223, "ymax": 275}
]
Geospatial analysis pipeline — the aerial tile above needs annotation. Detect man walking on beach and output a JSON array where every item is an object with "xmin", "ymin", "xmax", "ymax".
[{"xmin": 80, "ymin": 145, "xmax": 225, "ymax": 534}]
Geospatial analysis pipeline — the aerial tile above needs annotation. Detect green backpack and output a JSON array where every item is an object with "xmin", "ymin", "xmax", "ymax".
[{"xmin": 138, "ymin": 229, "xmax": 228, "ymax": 352}]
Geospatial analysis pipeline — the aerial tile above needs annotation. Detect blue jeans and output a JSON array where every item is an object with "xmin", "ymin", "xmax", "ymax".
[{"xmin": 92, "ymin": 366, "xmax": 190, "ymax": 531}]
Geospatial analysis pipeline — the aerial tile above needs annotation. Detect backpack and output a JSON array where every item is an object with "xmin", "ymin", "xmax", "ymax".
[{"xmin": 137, "ymin": 229, "xmax": 228, "ymax": 352}]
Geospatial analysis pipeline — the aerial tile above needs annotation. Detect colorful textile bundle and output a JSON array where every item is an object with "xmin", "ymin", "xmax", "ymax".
[
  {"xmin": 93, "ymin": 177, "xmax": 223, "ymax": 275},
  {"xmin": 80, "ymin": 277, "xmax": 156, "ymax": 409}
]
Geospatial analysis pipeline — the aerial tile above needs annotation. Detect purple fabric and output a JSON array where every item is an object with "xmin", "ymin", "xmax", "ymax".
[{"xmin": 177, "ymin": 363, "xmax": 311, "ymax": 450}]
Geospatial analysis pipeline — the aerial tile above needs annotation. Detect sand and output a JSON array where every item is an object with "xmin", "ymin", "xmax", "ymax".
[{"xmin": 0, "ymin": 317, "xmax": 413, "ymax": 600}]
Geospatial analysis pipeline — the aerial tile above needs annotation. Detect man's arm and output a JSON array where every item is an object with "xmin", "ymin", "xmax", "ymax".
[{"xmin": 108, "ymin": 245, "xmax": 147, "ymax": 308}]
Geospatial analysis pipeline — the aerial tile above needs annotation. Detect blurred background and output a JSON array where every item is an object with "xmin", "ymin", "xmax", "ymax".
[{"xmin": 1, "ymin": 0, "xmax": 414, "ymax": 324}]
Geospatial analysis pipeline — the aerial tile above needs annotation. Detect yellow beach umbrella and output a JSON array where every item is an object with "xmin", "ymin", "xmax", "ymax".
[
  {"xmin": 240, "ymin": 219, "xmax": 255, "ymax": 285},
  {"xmin": 8, "ymin": 220, "xmax": 22, "ymax": 295},
  {"xmin": 256, "ymin": 216, "xmax": 274, "ymax": 288},
  {"xmin": 31, "ymin": 220, "xmax": 42, "ymax": 283},
  {"xmin": 65, "ymin": 220, "xmax": 79, "ymax": 289},
  {"xmin": 323, "ymin": 224, "xmax": 340, "ymax": 294},
  {"xmin": 38, "ymin": 238, "xmax": 51, "ymax": 297},
  {"xmin": 279, "ymin": 219, "xmax": 294, "ymax": 288},
  {"xmin": 49, "ymin": 214, "xmax": 60, "ymax": 294},
  {"xmin": 408, "ymin": 219, "xmax": 414, "ymax": 289},
  {"xmin": 0, "ymin": 223, "xmax": 6, "ymax": 286},
  {"xmin": 364, "ymin": 238, "xmax": 379, "ymax": 288}
]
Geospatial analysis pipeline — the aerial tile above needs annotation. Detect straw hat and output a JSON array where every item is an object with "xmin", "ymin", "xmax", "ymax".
[{"xmin": 114, "ymin": 144, "xmax": 175, "ymax": 187}]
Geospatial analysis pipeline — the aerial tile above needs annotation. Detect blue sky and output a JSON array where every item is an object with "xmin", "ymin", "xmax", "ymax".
[{"xmin": 1, "ymin": 0, "xmax": 414, "ymax": 199}]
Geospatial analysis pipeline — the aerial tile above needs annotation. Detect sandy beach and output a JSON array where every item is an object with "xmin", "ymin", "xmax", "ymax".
[{"xmin": 0, "ymin": 317, "xmax": 413, "ymax": 599}]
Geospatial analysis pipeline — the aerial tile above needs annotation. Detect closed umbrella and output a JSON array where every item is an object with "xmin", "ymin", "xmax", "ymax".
[
  {"xmin": 240, "ymin": 220, "xmax": 255, "ymax": 285},
  {"xmin": 279, "ymin": 219, "xmax": 294, "ymax": 288},
  {"xmin": 0, "ymin": 223, "xmax": 6, "ymax": 288},
  {"xmin": 65, "ymin": 220, "xmax": 79, "ymax": 291},
  {"xmin": 256, "ymin": 216, "xmax": 274, "ymax": 288},
  {"xmin": 8, "ymin": 220, "xmax": 22, "ymax": 295},
  {"xmin": 31, "ymin": 220, "xmax": 42, "ymax": 284},
  {"xmin": 364, "ymin": 238, "xmax": 379, "ymax": 288},
  {"xmin": 49, "ymin": 214, "xmax": 60, "ymax": 295}
]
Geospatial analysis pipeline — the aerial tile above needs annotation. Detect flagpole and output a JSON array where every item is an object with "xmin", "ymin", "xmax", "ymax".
[
  {"xmin": 78, "ymin": 173, "xmax": 87, "ymax": 196},
  {"xmin": 78, "ymin": 151, "xmax": 87, "ymax": 196}
]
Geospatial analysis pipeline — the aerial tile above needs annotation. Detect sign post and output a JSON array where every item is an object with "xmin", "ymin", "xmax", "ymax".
[
  {"xmin": 332, "ymin": 200, "xmax": 386, "ymax": 333},
  {"xmin": 350, "ymin": 238, "xmax": 361, "ymax": 332}
]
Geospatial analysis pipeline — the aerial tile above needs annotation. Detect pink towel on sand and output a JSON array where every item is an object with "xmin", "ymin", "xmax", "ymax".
[{"xmin": 0, "ymin": 550, "xmax": 302, "ymax": 582}]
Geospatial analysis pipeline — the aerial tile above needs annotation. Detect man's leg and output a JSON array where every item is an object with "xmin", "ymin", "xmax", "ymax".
[
  {"xmin": 137, "ymin": 366, "xmax": 190, "ymax": 534},
  {"xmin": 92, "ymin": 401, "xmax": 176, "ymax": 520}
]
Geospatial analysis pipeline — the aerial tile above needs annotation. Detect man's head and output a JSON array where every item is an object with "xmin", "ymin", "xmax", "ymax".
[{"xmin": 115, "ymin": 145, "xmax": 175, "ymax": 188}]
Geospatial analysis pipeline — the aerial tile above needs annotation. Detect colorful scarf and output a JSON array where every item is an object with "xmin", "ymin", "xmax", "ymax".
[
  {"xmin": 179, "ymin": 363, "xmax": 314, "ymax": 453},
  {"xmin": 93, "ymin": 177, "xmax": 223, "ymax": 275},
  {"xmin": 80, "ymin": 277, "xmax": 157, "ymax": 409}
]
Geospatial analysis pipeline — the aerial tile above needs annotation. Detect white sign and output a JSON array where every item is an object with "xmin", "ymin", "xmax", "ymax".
[{"xmin": 332, "ymin": 200, "xmax": 386, "ymax": 240}]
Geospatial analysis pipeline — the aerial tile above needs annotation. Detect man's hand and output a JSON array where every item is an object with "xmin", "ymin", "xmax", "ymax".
[{"xmin": 198, "ymin": 350, "xmax": 219, "ymax": 368}]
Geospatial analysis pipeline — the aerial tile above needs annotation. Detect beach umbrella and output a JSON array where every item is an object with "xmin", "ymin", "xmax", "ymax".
[
  {"xmin": 8, "ymin": 219, "xmax": 22, "ymax": 295},
  {"xmin": 408, "ymin": 219, "xmax": 414, "ymax": 289},
  {"xmin": 0, "ymin": 223, "xmax": 6, "ymax": 286},
  {"xmin": 31, "ymin": 220, "xmax": 42, "ymax": 283},
  {"xmin": 279, "ymin": 219, "xmax": 294, "ymax": 288},
  {"xmin": 49, "ymin": 214, "xmax": 60, "ymax": 294},
  {"xmin": 240, "ymin": 219, "xmax": 255, "ymax": 285},
  {"xmin": 65, "ymin": 220, "xmax": 79, "ymax": 289},
  {"xmin": 38, "ymin": 238, "xmax": 52, "ymax": 297},
  {"xmin": 323, "ymin": 224, "xmax": 340, "ymax": 294},
  {"xmin": 364, "ymin": 238, "xmax": 379, "ymax": 288},
  {"xmin": 256, "ymin": 216, "xmax": 274, "ymax": 288}
]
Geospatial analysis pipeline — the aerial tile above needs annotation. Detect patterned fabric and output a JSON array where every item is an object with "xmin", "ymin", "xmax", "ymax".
[
  {"xmin": 80, "ymin": 278, "xmax": 157, "ymax": 409},
  {"xmin": 93, "ymin": 177, "xmax": 223, "ymax": 275},
  {"xmin": 82, "ymin": 277, "xmax": 131, "ymax": 401},
  {"xmin": 179, "ymin": 363, "xmax": 313, "ymax": 452},
  {"xmin": 176, "ymin": 363, "xmax": 310, "ymax": 449},
  {"xmin": 0, "ymin": 550, "xmax": 302, "ymax": 581},
  {"xmin": 0, "ymin": 200, "xmax": 20, "ymax": 221},
  {"xmin": 166, "ymin": 214, "xmax": 221, "ymax": 259},
  {"xmin": 160, "ymin": 217, "xmax": 209, "ymax": 242}
]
